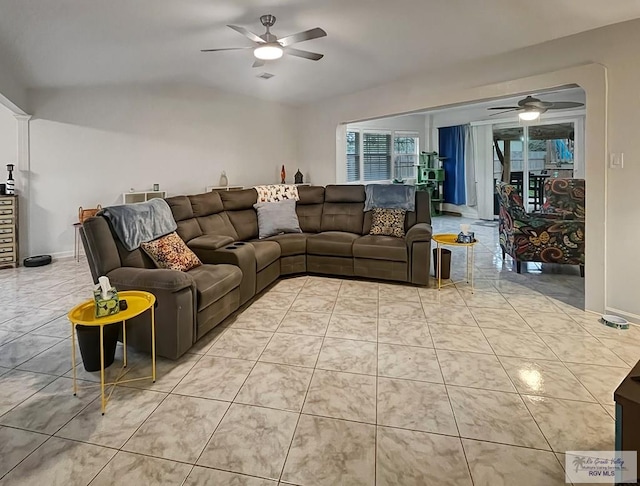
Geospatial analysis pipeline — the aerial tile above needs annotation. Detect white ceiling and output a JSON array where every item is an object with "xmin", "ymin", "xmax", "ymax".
[{"xmin": 0, "ymin": 0, "xmax": 639, "ymax": 104}]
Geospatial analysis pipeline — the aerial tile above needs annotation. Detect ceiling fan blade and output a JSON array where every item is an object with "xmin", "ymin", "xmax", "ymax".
[
  {"xmin": 227, "ymin": 25, "xmax": 265, "ymax": 44},
  {"xmin": 548, "ymin": 101, "xmax": 584, "ymax": 109},
  {"xmin": 278, "ymin": 27, "xmax": 327, "ymax": 47},
  {"xmin": 488, "ymin": 106, "xmax": 520, "ymax": 110},
  {"xmin": 286, "ymin": 47, "xmax": 323, "ymax": 61},
  {"xmin": 252, "ymin": 59, "xmax": 266, "ymax": 68},
  {"xmin": 489, "ymin": 109, "xmax": 520, "ymax": 116},
  {"xmin": 201, "ymin": 47, "xmax": 253, "ymax": 52}
]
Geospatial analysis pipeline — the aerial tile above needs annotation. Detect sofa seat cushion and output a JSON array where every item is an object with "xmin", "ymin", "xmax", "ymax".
[
  {"xmin": 187, "ymin": 264, "xmax": 242, "ymax": 311},
  {"xmin": 353, "ymin": 235, "xmax": 408, "ymax": 262},
  {"xmin": 264, "ymin": 233, "xmax": 308, "ymax": 257},
  {"xmin": 249, "ymin": 241, "xmax": 281, "ymax": 271},
  {"xmin": 307, "ymin": 232, "xmax": 359, "ymax": 257},
  {"xmin": 187, "ymin": 234, "xmax": 235, "ymax": 251}
]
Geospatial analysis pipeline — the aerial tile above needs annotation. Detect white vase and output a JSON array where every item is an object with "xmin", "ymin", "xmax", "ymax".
[{"xmin": 219, "ymin": 171, "xmax": 228, "ymax": 187}]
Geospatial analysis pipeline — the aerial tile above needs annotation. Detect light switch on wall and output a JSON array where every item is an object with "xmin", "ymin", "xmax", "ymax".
[{"xmin": 609, "ymin": 152, "xmax": 624, "ymax": 169}]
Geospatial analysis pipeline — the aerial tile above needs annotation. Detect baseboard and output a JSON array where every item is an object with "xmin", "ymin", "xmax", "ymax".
[
  {"xmin": 47, "ymin": 250, "xmax": 82, "ymax": 261},
  {"xmin": 604, "ymin": 307, "xmax": 640, "ymax": 325}
]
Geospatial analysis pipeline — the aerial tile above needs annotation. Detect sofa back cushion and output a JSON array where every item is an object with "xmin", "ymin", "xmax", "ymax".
[
  {"xmin": 220, "ymin": 189, "xmax": 259, "ymax": 240},
  {"xmin": 321, "ymin": 185, "xmax": 365, "ymax": 234},
  {"xmin": 166, "ymin": 195, "xmax": 203, "ymax": 243},
  {"xmin": 296, "ymin": 186, "xmax": 324, "ymax": 233}
]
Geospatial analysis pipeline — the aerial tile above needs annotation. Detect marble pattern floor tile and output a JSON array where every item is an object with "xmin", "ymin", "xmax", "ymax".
[
  {"xmin": 281, "ymin": 414, "xmax": 375, "ymax": 486},
  {"xmin": 0, "ymin": 436, "xmax": 116, "ymax": 486},
  {"xmin": 207, "ymin": 329, "xmax": 273, "ymax": 360},
  {"xmin": 338, "ymin": 280, "xmax": 379, "ymax": 298},
  {"xmin": 522, "ymin": 395, "xmax": 615, "ymax": 452},
  {"xmin": 302, "ymin": 369, "xmax": 376, "ymax": 423},
  {"xmin": 118, "ymin": 352, "xmax": 201, "ymax": 393},
  {"xmin": 377, "ymin": 377, "xmax": 458, "ymax": 435},
  {"xmin": 377, "ymin": 318, "xmax": 432, "ymax": 347},
  {"xmin": 469, "ymin": 307, "xmax": 532, "ymax": 331},
  {"xmin": 565, "ymin": 363, "xmax": 630, "ymax": 405},
  {"xmin": 429, "ymin": 324, "xmax": 494, "ymax": 354},
  {"xmin": 499, "ymin": 357, "xmax": 595, "ymax": 402},
  {"xmin": 271, "ymin": 276, "xmax": 307, "ymax": 293},
  {"xmin": 0, "ymin": 308, "xmax": 65, "ymax": 333},
  {"xmin": 333, "ymin": 296, "xmax": 378, "ymax": 318},
  {"xmin": 0, "ymin": 426, "xmax": 48, "ymax": 478},
  {"xmin": 0, "ymin": 369, "xmax": 56, "ymax": 416},
  {"xmin": 259, "ymin": 333, "xmax": 323, "ymax": 368},
  {"xmin": 0, "ymin": 334, "xmax": 64, "ymax": 368},
  {"xmin": 228, "ymin": 307, "xmax": 288, "ymax": 332},
  {"xmin": 251, "ymin": 291, "xmax": 297, "ymax": 311},
  {"xmin": 377, "ymin": 426, "xmax": 472, "ymax": 486},
  {"xmin": 482, "ymin": 328, "xmax": 558, "ymax": 360},
  {"xmin": 377, "ymin": 301, "xmax": 425, "ymax": 321},
  {"xmin": 90, "ymin": 451, "xmax": 192, "ymax": 485},
  {"xmin": 520, "ymin": 312, "xmax": 590, "ymax": 335},
  {"xmin": 538, "ymin": 334, "xmax": 628, "ymax": 366},
  {"xmin": 173, "ymin": 355, "xmax": 254, "ymax": 401},
  {"xmin": 597, "ymin": 337, "xmax": 640, "ymax": 367},
  {"xmin": 418, "ymin": 287, "xmax": 465, "ymax": 306},
  {"xmin": 29, "ymin": 315, "xmax": 72, "ymax": 339},
  {"xmin": 16, "ymin": 339, "xmax": 79, "ymax": 376},
  {"xmin": 122, "ymin": 394, "xmax": 229, "ymax": 463},
  {"xmin": 291, "ymin": 294, "xmax": 337, "ymax": 313},
  {"xmin": 0, "ymin": 329, "xmax": 24, "ymax": 346},
  {"xmin": 422, "ymin": 304, "xmax": 477, "ymax": 327},
  {"xmin": 447, "ymin": 386, "xmax": 549, "ymax": 449},
  {"xmin": 506, "ymin": 294, "xmax": 561, "ymax": 313},
  {"xmin": 0, "ymin": 377, "xmax": 97, "ymax": 434},
  {"xmin": 316, "ymin": 337, "xmax": 377, "ymax": 375},
  {"xmin": 235, "ymin": 362, "xmax": 313, "ymax": 412},
  {"xmin": 197, "ymin": 403, "xmax": 298, "ymax": 480},
  {"xmin": 377, "ymin": 343, "xmax": 443, "ymax": 383},
  {"xmin": 184, "ymin": 466, "xmax": 277, "ymax": 486},
  {"xmin": 276, "ymin": 311, "xmax": 331, "ymax": 336},
  {"xmin": 437, "ymin": 350, "xmax": 516, "ymax": 392},
  {"xmin": 55, "ymin": 387, "xmax": 167, "ymax": 448},
  {"xmin": 460, "ymin": 290, "xmax": 511, "ymax": 309},
  {"xmin": 463, "ymin": 439, "xmax": 567, "ymax": 486},
  {"xmin": 325, "ymin": 314, "xmax": 377, "ymax": 342}
]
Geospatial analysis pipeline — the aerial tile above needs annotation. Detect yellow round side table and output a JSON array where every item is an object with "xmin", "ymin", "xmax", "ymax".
[
  {"xmin": 432, "ymin": 233, "xmax": 478, "ymax": 293},
  {"xmin": 68, "ymin": 290, "xmax": 156, "ymax": 414}
]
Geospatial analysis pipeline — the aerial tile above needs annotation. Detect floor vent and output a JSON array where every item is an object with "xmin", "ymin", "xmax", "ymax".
[{"xmin": 257, "ymin": 72, "xmax": 275, "ymax": 80}]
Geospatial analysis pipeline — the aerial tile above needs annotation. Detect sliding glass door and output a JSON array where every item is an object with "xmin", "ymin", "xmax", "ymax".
[{"xmin": 493, "ymin": 119, "xmax": 580, "ymax": 212}]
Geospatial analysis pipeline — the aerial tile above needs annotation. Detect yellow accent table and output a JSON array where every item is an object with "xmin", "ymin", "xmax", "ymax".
[
  {"xmin": 432, "ymin": 233, "xmax": 478, "ymax": 293},
  {"xmin": 67, "ymin": 290, "xmax": 156, "ymax": 414}
]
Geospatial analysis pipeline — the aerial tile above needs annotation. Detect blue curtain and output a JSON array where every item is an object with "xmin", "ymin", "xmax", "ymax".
[{"xmin": 439, "ymin": 125, "xmax": 466, "ymax": 205}]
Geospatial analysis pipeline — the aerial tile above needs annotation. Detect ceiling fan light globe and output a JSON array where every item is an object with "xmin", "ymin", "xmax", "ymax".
[
  {"xmin": 254, "ymin": 44, "xmax": 283, "ymax": 60},
  {"xmin": 519, "ymin": 110, "xmax": 540, "ymax": 121}
]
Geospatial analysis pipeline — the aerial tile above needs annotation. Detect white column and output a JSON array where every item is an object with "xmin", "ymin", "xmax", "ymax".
[{"xmin": 15, "ymin": 114, "xmax": 30, "ymax": 259}]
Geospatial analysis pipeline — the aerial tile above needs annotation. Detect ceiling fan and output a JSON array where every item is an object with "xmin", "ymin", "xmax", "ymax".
[
  {"xmin": 201, "ymin": 14, "xmax": 327, "ymax": 68},
  {"xmin": 488, "ymin": 95, "xmax": 584, "ymax": 120}
]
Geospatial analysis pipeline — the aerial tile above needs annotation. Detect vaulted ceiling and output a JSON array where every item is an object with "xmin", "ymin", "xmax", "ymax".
[{"xmin": 1, "ymin": 0, "xmax": 639, "ymax": 104}]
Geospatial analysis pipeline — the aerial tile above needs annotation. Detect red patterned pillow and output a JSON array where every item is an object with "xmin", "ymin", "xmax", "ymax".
[{"xmin": 141, "ymin": 232, "xmax": 201, "ymax": 271}]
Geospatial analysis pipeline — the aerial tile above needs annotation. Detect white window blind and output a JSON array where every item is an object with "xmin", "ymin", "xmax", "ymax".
[
  {"xmin": 346, "ymin": 131, "xmax": 360, "ymax": 182},
  {"xmin": 363, "ymin": 132, "xmax": 391, "ymax": 181},
  {"xmin": 394, "ymin": 132, "xmax": 419, "ymax": 181}
]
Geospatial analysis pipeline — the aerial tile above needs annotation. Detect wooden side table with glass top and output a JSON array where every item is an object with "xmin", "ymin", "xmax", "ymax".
[
  {"xmin": 67, "ymin": 290, "xmax": 156, "ymax": 414},
  {"xmin": 432, "ymin": 233, "xmax": 478, "ymax": 293}
]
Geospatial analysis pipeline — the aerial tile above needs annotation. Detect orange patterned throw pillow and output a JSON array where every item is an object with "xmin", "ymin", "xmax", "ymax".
[{"xmin": 141, "ymin": 232, "xmax": 202, "ymax": 271}]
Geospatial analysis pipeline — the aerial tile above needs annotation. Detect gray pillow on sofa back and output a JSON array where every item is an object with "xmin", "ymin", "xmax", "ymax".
[{"xmin": 253, "ymin": 199, "xmax": 303, "ymax": 239}]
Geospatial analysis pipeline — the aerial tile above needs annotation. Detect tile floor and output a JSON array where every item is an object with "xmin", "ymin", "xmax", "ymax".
[{"xmin": 0, "ymin": 216, "xmax": 638, "ymax": 485}]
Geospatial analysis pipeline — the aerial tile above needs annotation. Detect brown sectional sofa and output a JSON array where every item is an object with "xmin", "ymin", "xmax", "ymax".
[{"xmin": 80, "ymin": 185, "xmax": 432, "ymax": 359}]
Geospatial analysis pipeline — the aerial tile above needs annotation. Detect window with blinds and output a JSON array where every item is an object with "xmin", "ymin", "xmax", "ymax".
[
  {"xmin": 394, "ymin": 133, "xmax": 419, "ymax": 181},
  {"xmin": 346, "ymin": 131, "xmax": 360, "ymax": 182},
  {"xmin": 363, "ymin": 132, "xmax": 391, "ymax": 181}
]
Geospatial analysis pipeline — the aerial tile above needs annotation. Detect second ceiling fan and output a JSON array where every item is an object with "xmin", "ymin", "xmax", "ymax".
[
  {"xmin": 201, "ymin": 14, "xmax": 327, "ymax": 68},
  {"xmin": 488, "ymin": 95, "xmax": 584, "ymax": 120}
]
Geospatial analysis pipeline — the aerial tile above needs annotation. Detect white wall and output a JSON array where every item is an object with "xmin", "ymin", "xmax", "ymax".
[
  {"xmin": 298, "ymin": 18, "xmax": 640, "ymax": 319},
  {"xmin": 27, "ymin": 84, "xmax": 300, "ymax": 257},
  {"xmin": 0, "ymin": 107, "xmax": 16, "ymax": 171}
]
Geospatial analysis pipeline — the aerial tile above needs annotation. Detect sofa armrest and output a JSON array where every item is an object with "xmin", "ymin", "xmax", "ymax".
[
  {"xmin": 106, "ymin": 267, "xmax": 194, "ymax": 293},
  {"xmin": 405, "ymin": 223, "xmax": 433, "ymax": 247}
]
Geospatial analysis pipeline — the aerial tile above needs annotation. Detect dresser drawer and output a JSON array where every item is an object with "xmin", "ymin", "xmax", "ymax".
[
  {"xmin": 0, "ymin": 217, "xmax": 14, "ymax": 226},
  {"xmin": 0, "ymin": 199, "xmax": 14, "ymax": 207},
  {"xmin": 0, "ymin": 227, "xmax": 14, "ymax": 235},
  {"xmin": 0, "ymin": 255, "xmax": 15, "ymax": 263},
  {"xmin": 0, "ymin": 236, "xmax": 13, "ymax": 244},
  {"xmin": 0, "ymin": 245, "xmax": 14, "ymax": 254},
  {"xmin": 0, "ymin": 207, "xmax": 14, "ymax": 216}
]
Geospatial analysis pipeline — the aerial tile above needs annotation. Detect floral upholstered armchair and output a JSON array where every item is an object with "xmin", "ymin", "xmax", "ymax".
[
  {"xmin": 497, "ymin": 182, "xmax": 585, "ymax": 276},
  {"xmin": 541, "ymin": 178, "xmax": 585, "ymax": 219}
]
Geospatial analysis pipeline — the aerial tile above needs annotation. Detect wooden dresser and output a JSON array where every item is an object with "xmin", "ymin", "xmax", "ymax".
[{"xmin": 0, "ymin": 195, "xmax": 18, "ymax": 267}]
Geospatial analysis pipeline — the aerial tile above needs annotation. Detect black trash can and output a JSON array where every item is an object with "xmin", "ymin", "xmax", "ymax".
[
  {"xmin": 75, "ymin": 323, "xmax": 120, "ymax": 372},
  {"xmin": 432, "ymin": 248, "xmax": 452, "ymax": 280}
]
